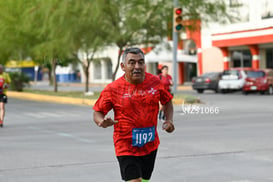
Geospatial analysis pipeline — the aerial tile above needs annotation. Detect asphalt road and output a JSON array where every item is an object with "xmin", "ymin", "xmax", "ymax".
[{"xmin": 1, "ymin": 92, "xmax": 273, "ymax": 182}]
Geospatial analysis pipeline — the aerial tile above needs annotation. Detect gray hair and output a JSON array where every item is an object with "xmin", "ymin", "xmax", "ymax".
[{"xmin": 121, "ymin": 47, "xmax": 145, "ymax": 63}]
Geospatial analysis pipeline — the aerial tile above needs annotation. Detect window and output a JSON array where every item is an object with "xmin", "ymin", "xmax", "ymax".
[
  {"xmin": 266, "ymin": 49, "xmax": 273, "ymax": 68},
  {"xmin": 247, "ymin": 71, "xmax": 265, "ymax": 78},
  {"xmin": 229, "ymin": 0, "xmax": 242, "ymax": 7},
  {"xmin": 228, "ymin": 0, "xmax": 249, "ymax": 22},
  {"xmin": 93, "ymin": 61, "xmax": 102, "ymax": 79},
  {"xmin": 232, "ymin": 50, "xmax": 252, "ymax": 68},
  {"xmin": 262, "ymin": 0, "xmax": 273, "ymax": 19},
  {"xmin": 106, "ymin": 59, "xmax": 112, "ymax": 79}
]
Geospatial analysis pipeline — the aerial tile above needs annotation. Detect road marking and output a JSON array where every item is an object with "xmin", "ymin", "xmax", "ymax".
[
  {"xmin": 57, "ymin": 132, "xmax": 74, "ymax": 137},
  {"xmin": 23, "ymin": 111, "xmax": 80, "ymax": 118},
  {"xmin": 27, "ymin": 127, "xmax": 95, "ymax": 144},
  {"xmin": 24, "ymin": 112, "xmax": 46, "ymax": 118},
  {"xmin": 57, "ymin": 132, "xmax": 95, "ymax": 144}
]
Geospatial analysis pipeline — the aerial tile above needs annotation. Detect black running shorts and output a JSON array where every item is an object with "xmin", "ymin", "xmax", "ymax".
[
  {"xmin": 0, "ymin": 94, "xmax": 8, "ymax": 103},
  {"xmin": 117, "ymin": 149, "xmax": 157, "ymax": 181}
]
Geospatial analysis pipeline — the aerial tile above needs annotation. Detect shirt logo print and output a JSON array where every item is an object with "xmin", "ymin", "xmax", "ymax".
[
  {"xmin": 123, "ymin": 93, "xmax": 131, "ymax": 98},
  {"xmin": 148, "ymin": 88, "xmax": 157, "ymax": 95}
]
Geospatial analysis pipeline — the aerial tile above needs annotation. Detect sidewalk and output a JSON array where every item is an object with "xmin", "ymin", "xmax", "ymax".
[{"xmin": 8, "ymin": 81, "xmax": 195, "ymax": 106}]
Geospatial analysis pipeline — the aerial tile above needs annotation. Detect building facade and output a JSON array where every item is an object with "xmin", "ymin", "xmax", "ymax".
[{"xmin": 202, "ymin": 0, "xmax": 273, "ymax": 73}]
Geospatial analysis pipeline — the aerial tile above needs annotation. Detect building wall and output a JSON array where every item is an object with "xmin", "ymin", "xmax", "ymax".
[
  {"xmin": 202, "ymin": 47, "xmax": 223, "ymax": 73},
  {"xmin": 78, "ymin": 46, "xmax": 122, "ymax": 84},
  {"xmin": 202, "ymin": 0, "xmax": 273, "ymax": 72}
]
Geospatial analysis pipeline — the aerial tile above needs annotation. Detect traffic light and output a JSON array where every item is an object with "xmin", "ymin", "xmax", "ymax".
[{"xmin": 173, "ymin": 7, "xmax": 183, "ymax": 32}]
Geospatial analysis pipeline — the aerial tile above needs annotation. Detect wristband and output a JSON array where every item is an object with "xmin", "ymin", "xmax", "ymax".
[{"xmin": 165, "ymin": 120, "xmax": 173, "ymax": 123}]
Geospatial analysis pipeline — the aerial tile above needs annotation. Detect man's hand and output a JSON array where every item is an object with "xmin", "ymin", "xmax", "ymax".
[
  {"xmin": 162, "ymin": 120, "xmax": 175, "ymax": 133},
  {"xmin": 3, "ymin": 83, "xmax": 8, "ymax": 89},
  {"xmin": 98, "ymin": 117, "xmax": 118, "ymax": 128}
]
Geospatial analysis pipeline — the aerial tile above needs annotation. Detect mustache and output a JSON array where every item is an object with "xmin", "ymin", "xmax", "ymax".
[{"xmin": 133, "ymin": 70, "xmax": 142, "ymax": 74}]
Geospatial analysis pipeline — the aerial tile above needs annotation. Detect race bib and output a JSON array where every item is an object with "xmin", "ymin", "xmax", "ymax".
[{"xmin": 132, "ymin": 126, "xmax": 155, "ymax": 147}]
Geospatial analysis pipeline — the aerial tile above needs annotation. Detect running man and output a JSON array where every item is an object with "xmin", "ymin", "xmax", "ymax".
[
  {"xmin": 93, "ymin": 47, "xmax": 174, "ymax": 182},
  {"xmin": 0, "ymin": 64, "xmax": 11, "ymax": 128}
]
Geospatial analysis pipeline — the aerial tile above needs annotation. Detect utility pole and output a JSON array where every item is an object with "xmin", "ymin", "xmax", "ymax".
[{"xmin": 172, "ymin": 0, "xmax": 178, "ymax": 93}]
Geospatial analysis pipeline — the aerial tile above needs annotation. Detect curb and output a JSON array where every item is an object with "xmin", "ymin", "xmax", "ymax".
[
  {"xmin": 8, "ymin": 91, "xmax": 199, "ymax": 106},
  {"xmin": 8, "ymin": 91, "xmax": 96, "ymax": 106}
]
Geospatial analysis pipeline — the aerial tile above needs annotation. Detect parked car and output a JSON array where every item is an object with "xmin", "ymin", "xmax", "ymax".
[
  {"xmin": 192, "ymin": 72, "xmax": 222, "ymax": 93},
  {"xmin": 218, "ymin": 68, "xmax": 253, "ymax": 93},
  {"xmin": 243, "ymin": 69, "xmax": 273, "ymax": 95}
]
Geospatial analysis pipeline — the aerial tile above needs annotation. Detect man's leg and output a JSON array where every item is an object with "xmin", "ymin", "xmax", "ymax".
[
  {"xmin": 117, "ymin": 155, "xmax": 142, "ymax": 182},
  {"xmin": 118, "ymin": 150, "xmax": 157, "ymax": 182},
  {"xmin": 0, "ymin": 102, "xmax": 4, "ymax": 127},
  {"xmin": 126, "ymin": 178, "xmax": 149, "ymax": 182},
  {"xmin": 141, "ymin": 149, "xmax": 157, "ymax": 181},
  {"xmin": 141, "ymin": 179, "xmax": 149, "ymax": 182},
  {"xmin": 158, "ymin": 110, "xmax": 162, "ymax": 120},
  {"xmin": 127, "ymin": 178, "xmax": 142, "ymax": 182}
]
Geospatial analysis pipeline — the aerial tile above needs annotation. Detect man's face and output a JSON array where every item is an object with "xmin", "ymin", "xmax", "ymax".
[{"xmin": 121, "ymin": 52, "xmax": 145, "ymax": 84}]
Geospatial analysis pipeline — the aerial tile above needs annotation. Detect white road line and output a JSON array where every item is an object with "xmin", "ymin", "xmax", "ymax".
[
  {"xmin": 23, "ymin": 111, "xmax": 80, "ymax": 118},
  {"xmin": 27, "ymin": 126, "xmax": 95, "ymax": 144}
]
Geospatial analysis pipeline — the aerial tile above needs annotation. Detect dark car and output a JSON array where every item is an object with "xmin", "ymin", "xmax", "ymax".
[
  {"xmin": 243, "ymin": 69, "xmax": 273, "ymax": 95},
  {"xmin": 192, "ymin": 72, "xmax": 222, "ymax": 93}
]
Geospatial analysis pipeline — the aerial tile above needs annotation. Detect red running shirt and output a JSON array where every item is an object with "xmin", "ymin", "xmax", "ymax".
[
  {"xmin": 158, "ymin": 74, "xmax": 172, "ymax": 92},
  {"xmin": 93, "ymin": 72, "xmax": 173, "ymax": 156}
]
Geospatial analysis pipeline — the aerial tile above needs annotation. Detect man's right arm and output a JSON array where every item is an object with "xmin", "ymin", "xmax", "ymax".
[
  {"xmin": 93, "ymin": 111, "xmax": 118, "ymax": 128},
  {"xmin": 162, "ymin": 100, "xmax": 175, "ymax": 133}
]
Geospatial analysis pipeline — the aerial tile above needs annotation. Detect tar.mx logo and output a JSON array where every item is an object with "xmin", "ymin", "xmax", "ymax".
[{"xmin": 148, "ymin": 88, "xmax": 157, "ymax": 95}]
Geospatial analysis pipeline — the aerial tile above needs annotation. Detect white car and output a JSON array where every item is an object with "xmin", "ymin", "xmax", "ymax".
[{"xmin": 218, "ymin": 68, "xmax": 252, "ymax": 93}]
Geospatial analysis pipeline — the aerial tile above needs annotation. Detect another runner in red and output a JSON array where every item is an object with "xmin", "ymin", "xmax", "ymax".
[
  {"xmin": 93, "ymin": 47, "xmax": 174, "ymax": 182},
  {"xmin": 157, "ymin": 65, "xmax": 173, "ymax": 122},
  {"xmin": 158, "ymin": 65, "xmax": 173, "ymax": 93}
]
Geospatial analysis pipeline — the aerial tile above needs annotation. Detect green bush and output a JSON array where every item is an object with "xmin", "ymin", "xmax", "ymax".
[{"xmin": 9, "ymin": 72, "xmax": 30, "ymax": 91}]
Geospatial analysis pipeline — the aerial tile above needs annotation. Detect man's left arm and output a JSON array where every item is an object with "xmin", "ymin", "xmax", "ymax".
[
  {"xmin": 4, "ymin": 73, "xmax": 11, "ymax": 89},
  {"xmin": 162, "ymin": 100, "xmax": 175, "ymax": 133},
  {"xmin": 168, "ymin": 75, "xmax": 173, "ymax": 86}
]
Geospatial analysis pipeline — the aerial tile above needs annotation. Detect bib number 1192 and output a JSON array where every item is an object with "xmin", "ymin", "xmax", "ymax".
[{"xmin": 132, "ymin": 126, "xmax": 155, "ymax": 147}]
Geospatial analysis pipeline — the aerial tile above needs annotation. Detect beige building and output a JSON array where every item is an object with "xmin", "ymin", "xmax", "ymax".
[{"xmin": 202, "ymin": 0, "xmax": 273, "ymax": 73}]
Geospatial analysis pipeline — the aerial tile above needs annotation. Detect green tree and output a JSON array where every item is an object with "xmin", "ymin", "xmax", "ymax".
[
  {"xmin": 25, "ymin": 0, "xmax": 75, "ymax": 92},
  {"xmin": 96, "ymin": 0, "xmax": 168, "ymax": 80},
  {"xmin": 0, "ymin": 0, "xmax": 107, "ymax": 93},
  {"xmin": 0, "ymin": 0, "xmax": 237, "ymax": 91},
  {"xmin": 0, "ymin": 0, "xmax": 35, "ymax": 64},
  {"xmin": 96, "ymin": 0, "xmax": 236, "ymax": 80},
  {"xmin": 9, "ymin": 72, "xmax": 30, "ymax": 91},
  {"xmin": 68, "ymin": 0, "xmax": 108, "ymax": 93},
  {"xmin": 0, "ymin": 0, "xmax": 71, "ymax": 92}
]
